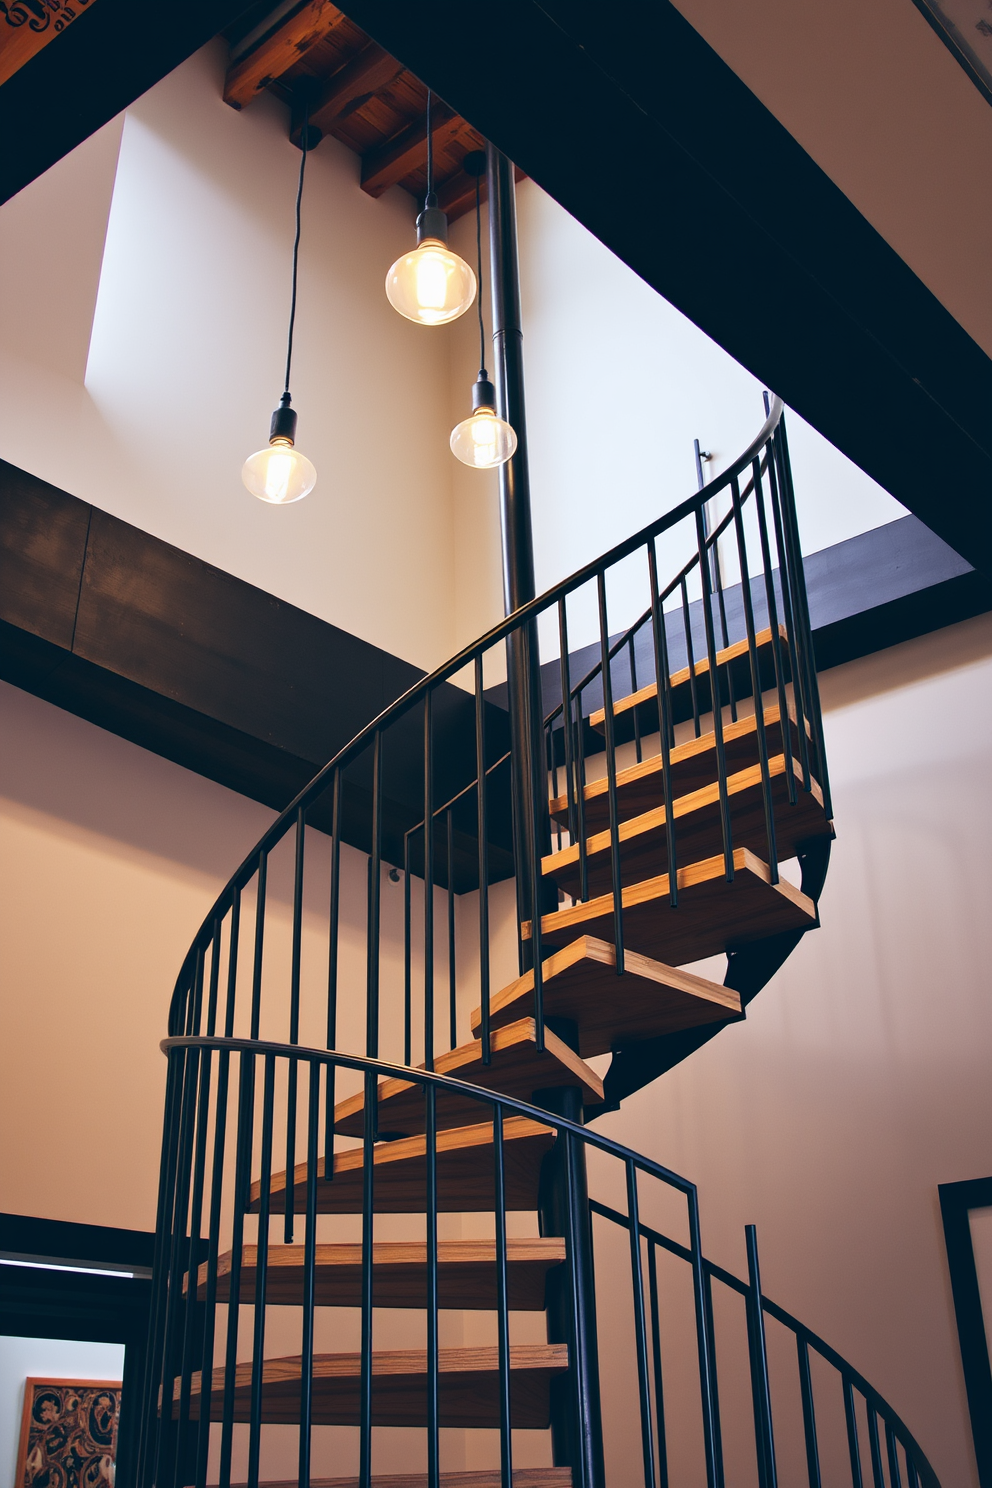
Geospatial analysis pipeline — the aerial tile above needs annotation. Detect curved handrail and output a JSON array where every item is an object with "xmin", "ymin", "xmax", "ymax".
[
  {"xmin": 169, "ymin": 396, "xmax": 786, "ymax": 1015},
  {"xmin": 161, "ymin": 1032, "xmax": 941, "ymax": 1488}
]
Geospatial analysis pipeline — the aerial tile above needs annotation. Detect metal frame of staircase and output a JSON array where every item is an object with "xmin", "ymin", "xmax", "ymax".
[{"xmin": 134, "ymin": 396, "xmax": 941, "ymax": 1488}]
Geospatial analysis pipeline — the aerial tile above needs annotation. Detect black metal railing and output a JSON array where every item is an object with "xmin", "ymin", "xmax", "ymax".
[
  {"xmin": 133, "ymin": 395, "xmax": 937, "ymax": 1487},
  {"xmin": 137, "ymin": 1041, "xmax": 940, "ymax": 1488}
]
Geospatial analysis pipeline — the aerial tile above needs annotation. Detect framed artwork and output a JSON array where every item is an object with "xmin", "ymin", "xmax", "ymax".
[{"xmin": 14, "ymin": 1377, "xmax": 121, "ymax": 1488}]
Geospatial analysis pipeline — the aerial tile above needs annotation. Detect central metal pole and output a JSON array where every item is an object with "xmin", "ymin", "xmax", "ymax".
[{"xmin": 486, "ymin": 142, "xmax": 605, "ymax": 1488}]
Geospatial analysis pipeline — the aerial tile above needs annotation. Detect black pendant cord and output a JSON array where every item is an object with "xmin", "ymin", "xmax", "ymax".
[
  {"xmin": 425, "ymin": 88, "xmax": 436, "ymax": 209},
  {"xmin": 283, "ymin": 98, "xmax": 310, "ymax": 399},
  {"xmin": 475, "ymin": 173, "xmax": 488, "ymax": 381}
]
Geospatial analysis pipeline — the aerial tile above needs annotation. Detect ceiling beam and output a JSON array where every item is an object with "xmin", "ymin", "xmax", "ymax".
[
  {"xmin": 361, "ymin": 107, "xmax": 478, "ymax": 197},
  {"xmin": 223, "ymin": 0, "xmax": 347, "ymax": 110},
  {"xmin": 0, "ymin": 0, "xmax": 97, "ymax": 89},
  {"xmin": 303, "ymin": 40, "xmax": 406, "ymax": 138}
]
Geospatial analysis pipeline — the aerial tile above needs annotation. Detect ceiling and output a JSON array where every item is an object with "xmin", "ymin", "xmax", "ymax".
[{"xmin": 222, "ymin": 0, "xmax": 521, "ymax": 219}]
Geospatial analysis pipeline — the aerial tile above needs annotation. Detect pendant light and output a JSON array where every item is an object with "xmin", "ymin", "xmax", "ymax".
[
  {"xmin": 450, "ymin": 153, "xmax": 517, "ymax": 470},
  {"xmin": 242, "ymin": 103, "xmax": 318, "ymax": 504},
  {"xmin": 385, "ymin": 89, "xmax": 477, "ymax": 326}
]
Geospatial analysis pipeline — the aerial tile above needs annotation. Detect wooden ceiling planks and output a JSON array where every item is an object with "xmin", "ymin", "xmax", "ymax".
[{"xmin": 222, "ymin": 0, "xmax": 508, "ymax": 219}]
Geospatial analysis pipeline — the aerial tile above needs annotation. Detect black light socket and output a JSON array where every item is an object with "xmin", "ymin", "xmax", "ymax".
[
  {"xmin": 269, "ymin": 393, "xmax": 297, "ymax": 445},
  {"xmin": 472, "ymin": 378, "xmax": 497, "ymax": 411},
  {"xmin": 416, "ymin": 206, "xmax": 449, "ymax": 244}
]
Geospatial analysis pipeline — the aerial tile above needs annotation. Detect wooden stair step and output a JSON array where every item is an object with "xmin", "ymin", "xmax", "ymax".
[
  {"xmin": 471, "ymin": 936, "xmax": 739, "ymax": 1059},
  {"xmin": 235, "ymin": 1473, "xmax": 572, "ymax": 1488},
  {"xmin": 523, "ymin": 848, "xmax": 815, "ymax": 967},
  {"xmin": 334, "ymin": 1019, "xmax": 603, "ymax": 1139},
  {"xmin": 550, "ymin": 700, "xmax": 808, "ymax": 832},
  {"xmin": 201, "ymin": 1238, "xmax": 566, "ymax": 1310},
  {"xmin": 588, "ymin": 625, "xmax": 788, "ymax": 734},
  {"xmin": 179, "ymin": 1343, "xmax": 569, "ymax": 1428},
  {"xmin": 544, "ymin": 756, "xmax": 829, "ymax": 898},
  {"xmin": 250, "ymin": 1117, "xmax": 555, "ymax": 1216}
]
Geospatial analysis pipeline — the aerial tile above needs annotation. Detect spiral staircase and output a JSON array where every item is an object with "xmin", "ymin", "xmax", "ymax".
[{"xmin": 133, "ymin": 398, "xmax": 940, "ymax": 1488}]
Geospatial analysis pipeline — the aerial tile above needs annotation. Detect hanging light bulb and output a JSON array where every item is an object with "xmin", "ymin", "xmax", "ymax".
[
  {"xmin": 243, "ymin": 394, "xmax": 317, "ymax": 503},
  {"xmin": 385, "ymin": 89, "xmax": 476, "ymax": 326},
  {"xmin": 450, "ymin": 376, "xmax": 517, "ymax": 468},
  {"xmin": 243, "ymin": 95, "xmax": 318, "ymax": 503},
  {"xmin": 449, "ymin": 151, "xmax": 516, "ymax": 470}
]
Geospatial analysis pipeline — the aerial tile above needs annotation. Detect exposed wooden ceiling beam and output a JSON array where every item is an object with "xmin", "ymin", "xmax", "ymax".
[
  {"xmin": 0, "ymin": 0, "xmax": 94, "ymax": 89},
  {"xmin": 223, "ymin": 0, "xmax": 346, "ymax": 110},
  {"xmin": 309, "ymin": 41, "xmax": 407, "ymax": 132},
  {"xmin": 361, "ymin": 108, "xmax": 477, "ymax": 198}
]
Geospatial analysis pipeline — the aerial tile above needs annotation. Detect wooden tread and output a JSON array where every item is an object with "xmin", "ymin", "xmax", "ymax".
[
  {"xmin": 334, "ymin": 1019, "xmax": 603, "ymax": 1139},
  {"xmin": 470, "ymin": 936, "xmax": 739, "ymax": 1058},
  {"xmin": 250, "ymin": 1117, "xmax": 555, "ymax": 1215},
  {"xmin": 235, "ymin": 1474, "xmax": 572, "ymax": 1488},
  {"xmin": 179, "ymin": 1343, "xmax": 569, "ymax": 1428},
  {"xmin": 544, "ymin": 756, "xmax": 829, "ymax": 898},
  {"xmin": 523, "ymin": 848, "xmax": 815, "ymax": 966},
  {"xmin": 549, "ymin": 700, "xmax": 808, "ymax": 832},
  {"xmin": 200, "ymin": 1238, "xmax": 566, "ymax": 1310},
  {"xmin": 589, "ymin": 625, "xmax": 788, "ymax": 734}
]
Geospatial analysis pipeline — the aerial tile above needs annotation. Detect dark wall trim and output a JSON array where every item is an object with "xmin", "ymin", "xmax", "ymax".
[
  {"xmin": 0, "ymin": 1211, "xmax": 154, "ymax": 1272},
  {"xmin": 939, "ymin": 1177, "xmax": 992, "ymax": 1488}
]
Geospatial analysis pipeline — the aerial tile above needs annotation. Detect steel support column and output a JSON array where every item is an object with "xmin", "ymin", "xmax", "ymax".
[{"xmin": 486, "ymin": 142, "xmax": 605, "ymax": 1488}]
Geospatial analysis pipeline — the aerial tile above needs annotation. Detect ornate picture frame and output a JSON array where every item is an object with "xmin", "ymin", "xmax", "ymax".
[{"xmin": 14, "ymin": 1377, "xmax": 121, "ymax": 1488}]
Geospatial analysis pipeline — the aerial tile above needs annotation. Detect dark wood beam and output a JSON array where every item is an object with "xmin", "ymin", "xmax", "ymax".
[
  {"xmin": 306, "ymin": 41, "xmax": 407, "ymax": 135},
  {"xmin": 361, "ymin": 106, "xmax": 476, "ymax": 197},
  {"xmin": 223, "ymin": 0, "xmax": 347, "ymax": 110},
  {"xmin": 0, "ymin": 0, "xmax": 97, "ymax": 89}
]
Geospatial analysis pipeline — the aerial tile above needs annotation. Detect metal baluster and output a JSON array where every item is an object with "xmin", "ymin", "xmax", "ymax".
[
  {"xmin": 688, "ymin": 1187, "xmax": 722, "ymax": 1488},
  {"xmin": 424, "ymin": 1082, "xmax": 440, "ymax": 1488},
  {"xmin": 156, "ymin": 1045, "xmax": 199, "ymax": 1488},
  {"xmin": 647, "ymin": 539, "xmax": 678, "ymax": 909},
  {"xmin": 703, "ymin": 1269, "xmax": 726, "ymax": 1488},
  {"xmin": 205, "ymin": 920, "xmax": 221, "ymax": 1036},
  {"xmin": 797, "ymin": 1337, "xmax": 822, "ymax": 1488},
  {"xmin": 175, "ymin": 1044, "xmax": 211, "ymax": 1482},
  {"xmin": 493, "ymin": 1104, "xmax": 513, "ymax": 1488},
  {"xmin": 475, "ymin": 655, "xmax": 491, "ymax": 1065},
  {"xmin": 766, "ymin": 425, "xmax": 813, "ymax": 794},
  {"xmin": 424, "ymin": 693, "xmax": 435, "ymax": 1071},
  {"xmin": 246, "ymin": 1052, "xmax": 275, "ymax": 1488},
  {"xmin": 680, "ymin": 577, "xmax": 702, "ymax": 737},
  {"xmin": 325, "ymin": 769, "xmax": 342, "ymax": 1166},
  {"xmin": 285, "ymin": 807, "xmax": 306, "ymax": 1244},
  {"xmin": 695, "ymin": 507, "xmax": 734, "ymax": 881},
  {"xmin": 404, "ymin": 828, "xmax": 413, "ymax": 1066},
  {"xmin": 597, "ymin": 571, "xmax": 625, "ymax": 975},
  {"xmin": 844, "ymin": 1380, "xmax": 865, "ymax": 1488},
  {"xmin": 218, "ymin": 1051, "xmax": 256, "ymax": 1488},
  {"xmin": 549, "ymin": 721, "xmax": 563, "ymax": 849},
  {"xmin": 886, "ymin": 1423, "xmax": 904, "ymax": 1488},
  {"xmin": 249, "ymin": 852, "xmax": 267, "ymax": 1041},
  {"xmin": 186, "ymin": 945, "xmax": 204, "ymax": 1037},
  {"xmin": 731, "ymin": 471, "xmax": 778, "ymax": 881},
  {"xmin": 298, "ymin": 1059, "xmax": 320, "ymax": 1488},
  {"xmin": 524, "ymin": 620, "xmax": 548, "ymax": 1050},
  {"xmin": 647, "ymin": 1240, "xmax": 670, "ymax": 1488},
  {"xmin": 745, "ymin": 1225, "xmax": 778, "ymax": 1488},
  {"xmin": 558, "ymin": 601, "xmax": 578, "ymax": 850},
  {"xmin": 626, "ymin": 1162, "xmax": 658, "ymax": 1488},
  {"xmin": 752, "ymin": 448, "xmax": 796, "ymax": 805},
  {"xmin": 369, "ymin": 731, "xmax": 383, "ymax": 1061},
  {"xmin": 447, "ymin": 808, "xmax": 457, "ymax": 1049},
  {"xmin": 223, "ymin": 886, "xmax": 240, "ymax": 1037},
  {"xmin": 867, "ymin": 1409, "xmax": 886, "ymax": 1488},
  {"xmin": 194, "ymin": 1038, "xmax": 232, "ymax": 1488},
  {"xmin": 906, "ymin": 1451, "xmax": 920, "ymax": 1488},
  {"xmin": 359, "ymin": 1068, "xmax": 376, "ymax": 1488},
  {"xmin": 628, "ymin": 633, "xmax": 644, "ymax": 763}
]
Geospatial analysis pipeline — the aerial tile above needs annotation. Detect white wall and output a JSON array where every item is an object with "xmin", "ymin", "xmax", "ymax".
[
  {"xmin": 595, "ymin": 611, "xmax": 992, "ymax": 1488},
  {"xmin": 0, "ymin": 1335, "xmax": 125, "ymax": 1488}
]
